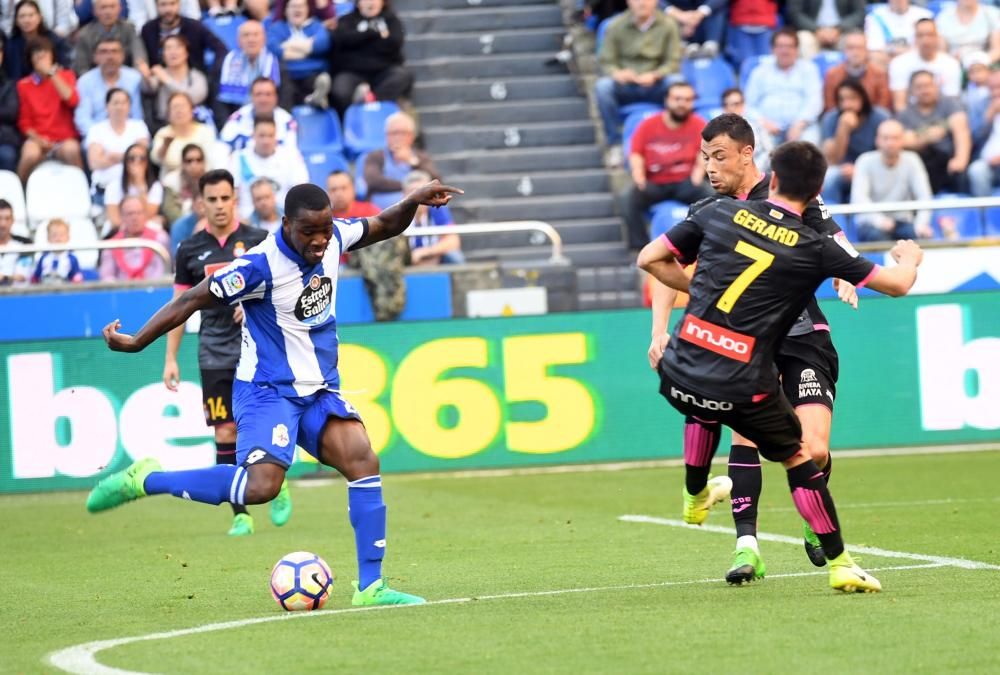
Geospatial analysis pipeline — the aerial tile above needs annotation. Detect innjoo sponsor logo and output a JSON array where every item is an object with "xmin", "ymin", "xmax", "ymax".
[
  {"xmin": 679, "ymin": 315, "xmax": 755, "ymax": 363},
  {"xmin": 669, "ymin": 387, "xmax": 734, "ymax": 411}
]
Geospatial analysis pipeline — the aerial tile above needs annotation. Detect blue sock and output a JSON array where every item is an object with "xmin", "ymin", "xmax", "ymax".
[
  {"xmin": 144, "ymin": 465, "xmax": 247, "ymax": 505},
  {"xmin": 348, "ymin": 475, "xmax": 386, "ymax": 589}
]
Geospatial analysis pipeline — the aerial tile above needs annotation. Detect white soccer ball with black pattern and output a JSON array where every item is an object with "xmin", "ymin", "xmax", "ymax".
[{"xmin": 270, "ymin": 551, "xmax": 333, "ymax": 611}]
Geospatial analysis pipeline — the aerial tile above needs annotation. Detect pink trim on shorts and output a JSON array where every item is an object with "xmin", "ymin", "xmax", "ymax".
[{"xmin": 812, "ymin": 323, "xmax": 830, "ymax": 332}]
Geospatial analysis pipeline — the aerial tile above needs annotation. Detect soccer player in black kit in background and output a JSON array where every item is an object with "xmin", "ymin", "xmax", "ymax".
[
  {"xmin": 638, "ymin": 141, "xmax": 924, "ymax": 592},
  {"xmin": 648, "ymin": 114, "xmax": 862, "ymax": 583},
  {"xmin": 164, "ymin": 169, "xmax": 292, "ymax": 536}
]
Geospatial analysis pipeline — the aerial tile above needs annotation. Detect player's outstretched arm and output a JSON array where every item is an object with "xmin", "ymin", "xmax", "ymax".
[
  {"xmin": 357, "ymin": 180, "xmax": 464, "ymax": 249},
  {"xmin": 864, "ymin": 240, "xmax": 924, "ymax": 297},
  {"xmin": 104, "ymin": 277, "xmax": 218, "ymax": 353},
  {"xmin": 637, "ymin": 237, "xmax": 690, "ymax": 294}
]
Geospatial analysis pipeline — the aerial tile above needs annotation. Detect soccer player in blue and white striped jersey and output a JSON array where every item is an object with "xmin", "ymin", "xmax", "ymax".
[{"xmin": 88, "ymin": 179, "xmax": 462, "ymax": 606}]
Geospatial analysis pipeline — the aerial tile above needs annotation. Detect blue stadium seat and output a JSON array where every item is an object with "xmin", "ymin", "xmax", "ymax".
[
  {"xmin": 354, "ymin": 151, "xmax": 369, "ymax": 199},
  {"xmin": 203, "ymin": 14, "xmax": 246, "ymax": 52},
  {"xmin": 622, "ymin": 108, "xmax": 659, "ymax": 154},
  {"xmin": 619, "ymin": 101, "xmax": 662, "ymax": 122},
  {"xmin": 335, "ymin": 1, "xmax": 355, "ymax": 18},
  {"xmin": 343, "ymin": 101, "xmax": 400, "ymax": 160},
  {"xmin": 739, "ymin": 54, "xmax": 771, "ymax": 90},
  {"xmin": 303, "ymin": 150, "xmax": 349, "ymax": 187},
  {"xmin": 814, "ymin": 51, "xmax": 845, "ymax": 80},
  {"xmin": 649, "ymin": 200, "xmax": 689, "ymax": 240},
  {"xmin": 984, "ymin": 188, "xmax": 1000, "ymax": 236},
  {"xmin": 932, "ymin": 193, "xmax": 984, "ymax": 239},
  {"xmin": 292, "ymin": 105, "xmax": 344, "ymax": 154},
  {"xmin": 682, "ymin": 56, "xmax": 736, "ymax": 116},
  {"xmin": 926, "ymin": 0, "xmax": 955, "ymax": 17}
]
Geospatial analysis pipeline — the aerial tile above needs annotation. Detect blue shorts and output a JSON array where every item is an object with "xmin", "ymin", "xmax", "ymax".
[{"xmin": 232, "ymin": 380, "xmax": 363, "ymax": 468}]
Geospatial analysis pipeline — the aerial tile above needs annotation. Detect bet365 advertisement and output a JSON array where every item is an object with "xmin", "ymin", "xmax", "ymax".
[{"xmin": 2, "ymin": 291, "xmax": 999, "ymax": 493}]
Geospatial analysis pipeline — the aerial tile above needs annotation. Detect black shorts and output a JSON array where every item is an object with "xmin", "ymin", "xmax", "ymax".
[
  {"xmin": 776, "ymin": 331, "xmax": 839, "ymax": 411},
  {"xmin": 659, "ymin": 368, "xmax": 802, "ymax": 463},
  {"xmin": 200, "ymin": 368, "xmax": 235, "ymax": 427}
]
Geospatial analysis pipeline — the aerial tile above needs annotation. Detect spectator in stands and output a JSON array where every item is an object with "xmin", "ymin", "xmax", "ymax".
[
  {"xmin": 99, "ymin": 194, "xmax": 170, "ymax": 280},
  {"xmin": 248, "ymin": 177, "xmax": 282, "ymax": 234},
  {"xmin": 823, "ymin": 29, "xmax": 891, "ymax": 113},
  {"xmin": 744, "ymin": 28, "xmax": 822, "ymax": 147},
  {"xmin": 219, "ymin": 77, "xmax": 298, "ymax": 150},
  {"xmin": 401, "ymin": 170, "xmax": 464, "ymax": 266},
  {"xmin": 897, "ymin": 70, "xmax": 972, "ymax": 194},
  {"xmin": 85, "ymin": 88, "xmax": 150, "ymax": 203},
  {"xmin": 105, "ymin": 142, "xmax": 163, "ymax": 229},
  {"xmin": 0, "ymin": 199, "xmax": 32, "ymax": 285},
  {"xmin": 623, "ymin": 81, "xmax": 710, "ymax": 251},
  {"xmin": 595, "ymin": 0, "xmax": 681, "ymax": 167},
  {"xmin": 16, "ymin": 36, "xmax": 82, "ymax": 183},
  {"xmin": 141, "ymin": 34, "xmax": 209, "ymax": 129},
  {"xmin": 821, "ymin": 79, "xmax": 890, "ymax": 203},
  {"xmin": 270, "ymin": 0, "xmax": 338, "ymax": 27},
  {"xmin": 864, "ymin": 0, "xmax": 931, "ymax": 70},
  {"xmin": 161, "ymin": 142, "xmax": 205, "ymax": 225},
  {"xmin": 140, "ymin": 0, "xmax": 227, "ymax": 77},
  {"xmin": 935, "ymin": 0, "xmax": 1000, "ymax": 64},
  {"xmin": 127, "ymin": 0, "xmax": 201, "ymax": 30},
  {"xmin": 968, "ymin": 72, "xmax": 1000, "ymax": 197},
  {"xmin": 151, "ymin": 92, "xmax": 216, "ymax": 178},
  {"xmin": 31, "ymin": 218, "xmax": 83, "ymax": 284},
  {"xmin": 964, "ymin": 52, "xmax": 994, "ymax": 146},
  {"xmin": 330, "ymin": 167, "xmax": 407, "ymax": 321},
  {"xmin": 73, "ymin": 0, "xmax": 148, "ymax": 74},
  {"xmin": 218, "ymin": 20, "xmax": 282, "ymax": 114},
  {"xmin": 785, "ymin": 0, "xmax": 866, "ymax": 59},
  {"xmin": 229, "ymin": 115, "xmax": 309, "ymax": 220},
  {"xmin": 4, "ymin": 0, "xmax": 70, "ymax": 81},
  {"xmin": 851, "ymin": 118, "xmax": 933, "ymax": 241},
  {"xmin": 719, "ymin": 86, "xmax": 773, "ymax": 169},
  {"xmin": 889, "ymin": 19, "xmax": 962, "ymax": 112},
  {"xmin": 664, "ymin": 0, "xmax": 727, "ymax": 59},
  {"xmin": 267, "ymin": 0, "xmax": 332, "ymax": 106},
  {"xmin": 331, "ymin": 0, "xmax": 413, "ymax": 115},
  {"xmin": 75, "ymin": 37, "xmax": 143, "ymax": 137},
  {"xmin": 0, "ymin": 35, "xmax": 20, "ymax": 172},
  {"xmin": 364, "ymin": 111, "xmax": 441, "ymax": 208},
  {"xmin": 725, "ymin": 0, "xmax": 778, "ymax": 65},
  {"xmin": 0, "ymin": 0, "xmax": 76, "ymax": 37}
]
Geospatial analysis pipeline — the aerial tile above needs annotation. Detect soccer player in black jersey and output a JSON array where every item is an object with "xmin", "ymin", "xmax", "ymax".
[
  {"xmin": 165, "ymin": 169, "xmax": 292, "ymax": 536},
  {"xmin": 638, "ymin": 141, "xmax": 923, "ymax": 592},
  {"xmin": 648, "ymin": 114, "xmax": 862, "ymax": 583}
]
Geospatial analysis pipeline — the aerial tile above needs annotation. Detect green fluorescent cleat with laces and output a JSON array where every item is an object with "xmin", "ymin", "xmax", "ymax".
[
  {"xmin": 803, "ymin": 521, "xmax": 827, "ymax": 567},
  {"xmin": 725, "ymin": 547, "xmax": 767, "ymax": 585},
  {"xmin": 227, "ymin": 513, "xmax": 255, "ymax": 536},
  {"xmin": 86, "ymin": 457, "xmax": 161, "ymax": 513},
  {"xmin": 351, "ymin": 579, "xmax": 426, "ymax": 606},
  {"xmin": 270, "ymin": 479, "xmax": 293, "ymax": 527}
]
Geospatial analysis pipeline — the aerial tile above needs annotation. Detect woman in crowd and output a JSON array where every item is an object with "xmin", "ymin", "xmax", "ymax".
[
  {"xmin": 85, "ymin": 88, "xmax": 150, "ymax": 205},
  {"xmin": 142, "ymin": 35, "xmax": 209, "ymax": 131},
  {"xmin": 267, "ymin": 0, "xmax": 332, "ymax": 105},
  {"xmin": 105, "ymin": 142, "xmax": 163, "ymax": 230},
  {"xmin": 151, "ymin": 92, "xmax": 215, "ymax": 178},
  {"xmin": 935, "ymin": 0, "xmax": 1000, "ymax": 63},
  {"xmin": 3, "ymin": 0, "xmax": 69, "ymax": 81},
  {"xmin": 161, "ymin": 142, "xmax": 206, "ymax": 226}
]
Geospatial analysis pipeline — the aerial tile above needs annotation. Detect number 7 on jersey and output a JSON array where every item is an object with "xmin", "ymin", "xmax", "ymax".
[{"xmin": 716, "ymin": 240, "xmax": 774, "ymax": 313}]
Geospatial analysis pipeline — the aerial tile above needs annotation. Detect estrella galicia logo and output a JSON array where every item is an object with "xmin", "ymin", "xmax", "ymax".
[{"xmin": 295, "ymin": 274, "xmax": 333, "ymax": 325}]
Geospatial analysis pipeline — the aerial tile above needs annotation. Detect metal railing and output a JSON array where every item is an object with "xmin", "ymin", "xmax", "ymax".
[
  {"xmin": 403, "ymin": 220, "xmax": 566, "ymax": 263},
  {"xmin": 0, "ymin": 238, "xmax": 173, "ymax": 266}
]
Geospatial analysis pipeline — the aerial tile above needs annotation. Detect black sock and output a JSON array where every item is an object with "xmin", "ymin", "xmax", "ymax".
[
  {"xmin": 786, "ymin": 460, "xmax": 844, "ymax": 560},
  {"xmin": 820, "ymin": 453, "xmax": 832, "ymax": 484},
  {"xmin": 216, "ymin": 441, "xmax": 247, "ymax": 516},
  {"xmin": 683, "ymin": 417, "xmax": 720, "ymax": 495},
  {"xmin": 728, "ymin": 444, "xmax": 761, "ymax": 538}
]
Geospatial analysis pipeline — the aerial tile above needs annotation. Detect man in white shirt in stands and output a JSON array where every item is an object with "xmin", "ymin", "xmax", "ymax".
[
  {"xmin": 888, "ymin": 18, "xmax": 962, "ymax": 111},
  {"xmin": 219, "ymin": 77, "xmax": 297, "ymax": 151},
  {"xmin": 864, "ymin": 0, "xmax": 932, "ymax": 69},
  {"xmin": 229, "ymin": 116, "xmax": 308, "ymax": 221}
]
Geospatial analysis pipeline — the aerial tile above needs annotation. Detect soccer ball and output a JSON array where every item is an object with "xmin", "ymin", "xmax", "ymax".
[{"xmin": 270, "ymin": 551, "xmax": 333, "ymax": 611}]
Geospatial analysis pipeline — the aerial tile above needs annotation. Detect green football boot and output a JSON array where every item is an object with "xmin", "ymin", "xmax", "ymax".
[
  {"xmin": 269, "ymin": 479, "xmax": 293, "ymax": 527},
  {"xmin": 725, "ymin": 547, "xmax": 767, "ymax": 585},
  {"xmin": 682, "ymin": 475, "xmax": 733, "ymax": 525},
  {"xmin": 351, "ymin": 579, "xmax": 426, "ymax": 606},
  {"xmin": 227, "ymin": 513, "xmax": 255, "ymax": 536},
  {"xmin": 803, "ymin": 521, "xmax": 827, "ymax": 567},
  {"xmin": 86, "ymin": 457, "xmax": 161, "ymax": 513}
]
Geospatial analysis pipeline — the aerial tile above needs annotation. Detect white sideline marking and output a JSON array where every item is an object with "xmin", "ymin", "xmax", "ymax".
[
  {"xmin": 294, "ymin": 443, "xmax": 1000, "ymax": 487},
  {"xmin": 47, "ymin": 562, "xmax": 946, "ymax": 675},
  {"xmin": 619, "ymin": 515, "xmax": 1000, "ymax": 570}
]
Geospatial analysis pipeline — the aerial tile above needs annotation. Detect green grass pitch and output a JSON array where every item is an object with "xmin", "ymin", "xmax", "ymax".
[{"xmin": 5, "ymin": 449, "xmax": 1000, "ymax": 674}]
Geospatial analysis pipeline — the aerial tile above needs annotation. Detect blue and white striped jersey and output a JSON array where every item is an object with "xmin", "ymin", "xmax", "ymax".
[{"xmin": 208, "ymin": 218, "xmax": 369, "ymax": 398}]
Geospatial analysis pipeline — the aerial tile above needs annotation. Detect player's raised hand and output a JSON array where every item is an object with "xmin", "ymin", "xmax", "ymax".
[
  {"xmin": 647, "ymin": 334, "xmax": 670, "ymax": 370},
  {"xmin": 407, "ymin": 180, "xmax": 464, "ymax": 207},
  {"xmin": 890, "ymin": 239, "xmax": 924, "ymax": 266},
  {"xmin": 103, "ymin": 320, "xmax": 141, "ymax": 353},
  {"xmin": 833, "ymin": 278, "xmax": 859, "ymax": 310}
]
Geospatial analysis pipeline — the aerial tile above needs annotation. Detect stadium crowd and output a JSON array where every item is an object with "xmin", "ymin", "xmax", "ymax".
[
  {"xmin": 0, "ymin": 0, "xmax": 463, "ymax": 317},
  {"xmin": 591, "ymin": 0, "xmax": 1000, "ymax": 245}
]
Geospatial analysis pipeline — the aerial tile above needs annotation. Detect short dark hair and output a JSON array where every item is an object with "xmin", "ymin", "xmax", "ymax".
[
  {"xmin": 105, "ymin": 87, "xmax": 130, "ymax": 105},
  {"xmin": 198, "ymin": 169, "xmax": 235, "ymax": 195},
  {"xmin": 161, "ymin": 33, "xmax": 189, "ymax": 51},
  {"xmin": 835, "ymin": 78, "xmax": 872, "ymax": 117},
  {"xmin": 666, "ymin": 81, "xmax": 694, "ymax": 97},
  {"xmin": 0, "ymin": 198, "xmax": 12, "ymax": 214},
  {"xmin": 96, "ymin": 36, "xmax": 124, "ymax": 49},
  {"xmin": 327, "ymin": 169, "xmax": 351, "ymax": 181},
  {"xmin": 771, "ymin": 27, "xmax": 799, "ymax": 48},
  {"xmin": 181, "ymin": 143, "xmax": 204, "ymax": 160},
  {"xmin": 702, "ymin": 112, "xmax": 756, "ymax": 150},
  {"xmin": 26, "ymin": 35, "xmax": 54, "ymax": 61},
  {"xmin": 720, "ymin": 87, "xmax": 743, "ymax": 104},
  {"xmin": 253, "ymin": 114, "xmax": 276, "ymax": 129},
  {"xmin": 770, "ymin": 141, "xmax": 827, "ymax": 203},
  {"xmin": 285, "ymin": 183, "xmax": 330, "ymax": 220},
  {"xmin": 909, "ymin": 69, "xmax": 935, "ymax": 89},
  {"xmin": 915, "ymin": 17, "xmax": 937, "ymax": 31},
  {"xmin": 250, "ymin": 77, "xmax": 277, "ymax": 94}
]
